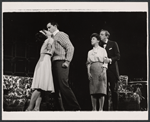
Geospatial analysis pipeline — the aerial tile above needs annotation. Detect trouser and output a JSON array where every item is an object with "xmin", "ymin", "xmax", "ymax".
[
  {"xmin": 104, "ymin": 70, "xmax": 119, "ymax": 111},
  {"xmin": 52, "ymin": 60, "xmax": 81, "ymax": 111}
]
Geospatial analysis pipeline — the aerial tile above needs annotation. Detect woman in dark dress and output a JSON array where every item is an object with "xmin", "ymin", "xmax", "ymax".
[{"xmin": 87, "ymin": 33, "xmax": 108, "ymax": 111}]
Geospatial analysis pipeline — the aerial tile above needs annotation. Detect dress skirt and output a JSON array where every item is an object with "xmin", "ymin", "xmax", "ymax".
[
  {"xmin": 90, "ymin": 62, "xmax": 107, "ymax": 95},
  {"xmin": 31, "ymin": 54, "xmax": 54, "ymax": 92}
]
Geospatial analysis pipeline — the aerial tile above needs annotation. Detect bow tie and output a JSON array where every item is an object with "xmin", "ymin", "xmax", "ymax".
[{"xmin": 101, "ymin": 42, "xmax": 107, "ymax": 45}]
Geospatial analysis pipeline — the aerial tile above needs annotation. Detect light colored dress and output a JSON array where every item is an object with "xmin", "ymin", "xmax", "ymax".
[
  {"xmin": 87, "ymin": 46, "xmax": 108, "ymax": 95},
  {"xmin": 31, "ymin": 38, "xmax": 54, "ymax": 92}
]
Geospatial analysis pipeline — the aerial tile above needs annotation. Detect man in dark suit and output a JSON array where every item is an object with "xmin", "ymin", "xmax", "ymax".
[{"xmin": 99, "ymin": 29, "xmax": 120, "ymax": 111}]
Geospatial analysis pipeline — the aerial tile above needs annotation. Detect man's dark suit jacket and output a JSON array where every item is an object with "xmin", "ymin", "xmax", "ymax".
[{"xmin": 104, "ymin": 40, "xmax": 120, "ymax": 81}]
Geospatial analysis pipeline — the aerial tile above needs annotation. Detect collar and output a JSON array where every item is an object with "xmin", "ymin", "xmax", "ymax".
[
  {"xmin": 53, "ymin": 29, "xmax": 59, "ymax": 36},
  {"xmin": 93, "ymin": 45, "xmax": 100, "ymax": 50}
]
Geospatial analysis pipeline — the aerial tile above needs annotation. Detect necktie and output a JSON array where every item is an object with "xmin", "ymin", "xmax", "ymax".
[{"xmin": 51, "ymin": 34, "xmax": 54, "ymax": 38}]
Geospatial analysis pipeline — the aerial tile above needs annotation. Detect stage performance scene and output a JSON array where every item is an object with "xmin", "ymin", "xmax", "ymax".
[{"xmin": 3, "ymin": 12, "xmax": 148, "ymax": 112}]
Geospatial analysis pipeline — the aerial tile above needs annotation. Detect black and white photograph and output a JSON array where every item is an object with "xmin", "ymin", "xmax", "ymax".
[{"xmin": 2, "ymin": 2, "xmax": 148, "ymax": 120}]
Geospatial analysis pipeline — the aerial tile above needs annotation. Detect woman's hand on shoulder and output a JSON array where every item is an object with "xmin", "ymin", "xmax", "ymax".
[{"xmin": 43, "ymin": 30, "xmax": 52, "ymax": 38}]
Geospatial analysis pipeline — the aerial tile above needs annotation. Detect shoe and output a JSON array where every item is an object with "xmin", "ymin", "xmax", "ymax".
[
  {"xmin": 25, "ymin": 109, "xmax": 32, "ymax": 111},
  {"xmin": 72, "ymin": 109, "xmax": 81, "ymax": 111},
  {"xmin": 32, "ymin": 108, "xmax": 39, "ymax": 111}
]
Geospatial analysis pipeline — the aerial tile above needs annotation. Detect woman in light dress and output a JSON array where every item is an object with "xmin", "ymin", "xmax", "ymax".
[
  {"xmin": 87, "ymin": 33, "xmax": 108, "ymax": 111},
  {"xmin": 26, "ymin": 30, "xmax": 55, "ymax": 111}
]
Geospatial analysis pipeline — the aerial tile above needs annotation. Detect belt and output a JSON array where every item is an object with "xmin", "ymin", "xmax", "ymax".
[
  {"xmin": 91, "ymin": 61, "xmax": 104, "ymax": 64},
  {"xmin": 44, "ymin": 53, "xmax": 52, "ymax": 56}
]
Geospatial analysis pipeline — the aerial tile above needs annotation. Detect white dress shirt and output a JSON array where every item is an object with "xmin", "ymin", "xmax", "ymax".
[
  {"xmin": 53, "ymin": 29, "xmax": 59, "ymax": 36},
  {"xmin": 103, "ymin": 39, "xmax": 112, "ymax": 64},
  {"xmin": 103, "ymin": 39, "xmax": 108, "ymax": 49}
]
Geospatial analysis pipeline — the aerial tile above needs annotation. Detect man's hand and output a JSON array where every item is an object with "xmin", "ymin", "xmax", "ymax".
[
  {"xmin": 102, "ymin": 67, "xmax": 107, "ymax": 72},
  {"xmin": 104, "ymin": 57, "xmax": 111, "ymax": 64},
  {"xmin": 62, "ymin": 61, "xmax": 70, "ymax": 68}
]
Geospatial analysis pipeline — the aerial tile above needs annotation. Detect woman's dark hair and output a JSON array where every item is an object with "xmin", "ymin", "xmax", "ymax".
[
  {"xmin": 35, "ymin": 31, "xmax": 47, "ymax": 42},
  {"xmin": 90, "ymin": 33, "xmax": 100, "ymax": 41}
]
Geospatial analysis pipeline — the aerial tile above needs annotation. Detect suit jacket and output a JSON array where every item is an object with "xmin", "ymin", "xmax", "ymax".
[{"xmin": 103, "ymin": 40, "xmax": 120, "ymax": 81}]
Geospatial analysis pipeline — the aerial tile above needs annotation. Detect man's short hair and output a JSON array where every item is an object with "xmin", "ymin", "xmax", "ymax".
[
  {"xmin": 101, "ymin": 29, "xmax": 110, "ymax": 38},
  {"xmin": 48, "ymin": 20, "xmax": 59, "ymax": 27}
]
